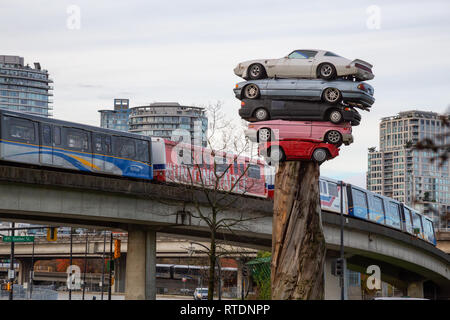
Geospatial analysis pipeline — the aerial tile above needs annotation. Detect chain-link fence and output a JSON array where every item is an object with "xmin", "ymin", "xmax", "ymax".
[{"xmin": 0, "ymin": 284, "xmax": 58, "ymax": 300}]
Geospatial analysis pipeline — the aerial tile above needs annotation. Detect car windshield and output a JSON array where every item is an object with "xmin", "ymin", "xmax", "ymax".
[{"xmin": 199, "ymin": 289, "xmax": 208, "ymax": 294}]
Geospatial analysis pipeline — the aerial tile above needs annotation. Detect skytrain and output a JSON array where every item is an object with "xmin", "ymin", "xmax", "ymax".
[{"xmin": 0, "ymin": 110, "xmax": 436, "ymax": 245}]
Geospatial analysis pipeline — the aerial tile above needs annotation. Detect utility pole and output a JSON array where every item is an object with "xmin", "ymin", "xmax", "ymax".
[
  {"xmin": 108, "ymin": 232, "xmax": 113, "ymax": 300},
  {"xmin": 69, "ymin": 227, "xmax": 73, "ymax": 300},
  {"xmin": 9, "ymin": 222, "xmax": 15, "ymax": 301},
  {"xmin": 82, "ymin": 231, "xmax": 88, "ymax": 300},
  {"xmin": 339, "ymin": 181, "xmax": 345, "ymax": 301},
  {"xmin": 29, "ymin": 238, "xmax": 35, "ymax": 300},
  {"xmin": 101, "ymin": 231, "xmax": 106, "ymax": 300}
]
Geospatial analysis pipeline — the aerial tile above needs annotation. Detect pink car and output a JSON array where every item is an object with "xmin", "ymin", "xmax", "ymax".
[{"xmin": 245, "ymin": 120, "xmax": 353, "ymax": 146}]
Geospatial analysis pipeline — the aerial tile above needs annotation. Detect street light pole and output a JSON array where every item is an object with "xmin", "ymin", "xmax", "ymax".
[
  {"xmin": 29, "ymin": 238, "xmax": 35, "ymax": 299},
  {"xmin": 339, "ymin": 180, "xmax": 345, "ymax": 301},
  {"xmin": 101, "ymin": 231, "xmax": 106, "ymax": 300},
  {"xmin": 69, "ymin": 227, "xmax": 73, "ymax": 300},
  {"xmin": 108, "ymin": 232, "xmax": 113, "ymax": 300},
  {"xmin": 82, "ymin": 231, "xmax": 88, "ymax": 300},
  {"xmin": 9, "ymin": 222, "xmax": 15, "ymax": 301}
]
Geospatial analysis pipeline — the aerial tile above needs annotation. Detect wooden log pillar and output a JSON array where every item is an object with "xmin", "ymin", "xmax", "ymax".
[{"xmin": 271, "ymin": 161, "xmax": 326, "ymax": 300}]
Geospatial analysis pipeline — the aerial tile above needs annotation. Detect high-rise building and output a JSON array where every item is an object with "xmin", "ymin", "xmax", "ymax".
[
  {"xmin": 128, "ymin": 102, "xmax": 208, "ymax": 146},
  {"xmin": 98, "ymin": 98, "xmax": 130, "ymax": 132},
  {"xmin": 367, "ymin": 110, "xmax": 449, "ymax": 229},
  {"xmin": 0, "ymin": 55, "xmax": 53, "ymax": 117}
]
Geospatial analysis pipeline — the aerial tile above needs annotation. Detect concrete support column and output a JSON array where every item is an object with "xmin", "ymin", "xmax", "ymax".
[
  {"xmin": 124, "ymin": 226, "xmax": 156, "ymax": 300},
  {"xmin": 17, "ymin": 258, "xmax": 33, "ymax": 285},
  {"xmin": 407, "ymin": 281, "xmax": 424, "ymax": 298},
  {"xmin": 324, "ymin": 256, "xmax": 340, "ymax": 300}
]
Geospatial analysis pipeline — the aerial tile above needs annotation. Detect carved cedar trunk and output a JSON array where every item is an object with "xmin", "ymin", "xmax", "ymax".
[{"xmin": 271, "ymin": 161, "xmax": 326, "ymax": 300}]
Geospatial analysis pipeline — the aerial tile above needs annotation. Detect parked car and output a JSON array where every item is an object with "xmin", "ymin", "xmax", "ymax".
[
  {"xmin": 259, "ymin": 139, "xmax": 340, "ymax": 164},
  {"xmin": 234, "ymin": 49, "xmax": 374, "ymax": 81},
  {"xmin": 193, "ymin": 287, "xmax": 209, "ymax": 300},
  {"xmin": 238, "ymin": 98, "xmax": 361, "ymax": 125},
  {"xmin": 245, "ymin": 120, "xmax": 353, "ymax": 146},
  {"xmin": 234, "ymin": 78, "xmax": 374, "ymax": 109}
]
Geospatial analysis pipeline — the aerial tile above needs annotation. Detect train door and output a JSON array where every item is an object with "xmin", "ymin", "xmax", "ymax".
[
  {"xmin": 369, "ymin": 195, "xmax": 386, "ymax": 225},
  {"xmin": 92, "ymin": 133, "xmax": 105, "ymax": 172},
  {"xmin": 411, "ymin": 211, "xmax": 424, "ymax": 239},
  {"xmin": 52, "ymin": 126, "xmax": 64, "ymax": 167},
  {"xmin": 40, "ymin": 123, "xmax": 53, "ymax": 166},
  {"xmin": 402, "ymin": 206, "xmax": 414, "ymax": 234}
]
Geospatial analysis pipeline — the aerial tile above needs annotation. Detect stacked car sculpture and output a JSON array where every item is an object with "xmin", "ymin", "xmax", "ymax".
[{"xmin": 234, "ymin": 49, "xmax": 375, "ymax": 164}]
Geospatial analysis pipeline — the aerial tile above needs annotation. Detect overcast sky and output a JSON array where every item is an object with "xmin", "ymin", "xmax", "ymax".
[{"xmin": 1, "ymin": 0, "xmax": 449, "ymax": 187}]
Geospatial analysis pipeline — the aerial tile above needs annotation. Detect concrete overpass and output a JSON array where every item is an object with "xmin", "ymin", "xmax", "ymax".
[{"xmin": 0, "ymin": 163, "xmax": 449, "ymax": 299}]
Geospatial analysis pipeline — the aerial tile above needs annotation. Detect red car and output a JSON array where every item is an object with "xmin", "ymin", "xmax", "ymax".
[{"xmin": 258, "ymin": 139, "xmax": 340, "ymax": 163}]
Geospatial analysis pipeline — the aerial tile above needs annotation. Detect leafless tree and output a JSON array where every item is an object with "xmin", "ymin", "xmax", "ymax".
[{"xmin": 165, "ymin": 101, "xmax": 267, "ymax": 300}]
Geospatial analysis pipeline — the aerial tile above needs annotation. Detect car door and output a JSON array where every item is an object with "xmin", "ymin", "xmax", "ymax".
[
  {"xmin": 284, "ymin": 121, "xmax": 312, "ymax": 139},
  {"xmin": 284, "ymin": 50, "xmax": 317, "ymax": 77},
  {"xmin": 285, "ymin": 100, "xmax": 321, "ymax": 120},
  {"xmin": 265, "ymin": 79, "xmax": 296, "ymax": 99},
  {"xmin": 92, "ymin": 133, "xmax": 105, "ymax": 172},
  {"xmin": 269, "ymin": 100, "xmax": 289, "ymax": 118},
  {"xmin": 295, "ymin": 79, "xmax": 323, "ymax": 100}
]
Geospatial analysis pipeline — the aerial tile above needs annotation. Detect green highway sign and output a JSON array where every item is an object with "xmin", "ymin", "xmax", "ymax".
[{"xmin": 2, "ymin": 236, "xmax": 35, "ymax": 242}]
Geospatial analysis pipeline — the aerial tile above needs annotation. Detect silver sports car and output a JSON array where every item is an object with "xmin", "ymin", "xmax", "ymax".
[
  {"xmin": 234, "ymin": 78, "xmax": 375, "ymax": 109},
  {"xmin": 234, "ymin": 49, "xmax": 374, "ymax": 81}
]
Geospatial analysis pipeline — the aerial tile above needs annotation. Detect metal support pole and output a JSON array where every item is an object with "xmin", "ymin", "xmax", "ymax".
[
  {"xmin": 29, "ymin": 238, "xmax": 35, "ymax": 299},
  {"xmin": 339, "ymin": 181, "xmax": 345, "ymax": 301},
  {"xmin": 101, "ymin": 231, "xmax": 106, "ymax": 300},
  {"xmin": 108, "ymin": 232, "xmax": 113, "ymax": 300},
  {"xmin": 9, "ymin": 222, "xmax": 15, "ymax": 300},
  {"xmin": 217, "ymin": 259, "xmax": 222, "ymax": 301},
  {"xmin": 82, "ymin": 231, "xmax": 88, "ymax": 300},
  {"xmin": 69, "ymin": 227, "xmax": 73, "ymax": 300}
]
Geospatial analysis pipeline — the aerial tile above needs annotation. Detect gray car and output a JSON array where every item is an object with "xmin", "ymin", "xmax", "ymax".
[{"xmin": 234, "ymin": 78, "xmax": 375, "ymax": 109}]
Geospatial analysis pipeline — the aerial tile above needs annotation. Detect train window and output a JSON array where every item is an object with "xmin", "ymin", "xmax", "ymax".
[
  {"xmin": 423, "ymin": 219, "xmax": 435, "ymax": 243},
  {"xmin": 403, "ymin": 208, "xmax": 413, "ymax": 233},
  {"xmin": 412, "ymin": 212, "xmax": 423, "ymax": 236},
  {"xmin": 114, "ymin": 136, "xmax": 135, "ymax": 159},
  {"xmin": 248, "ymin": 164, "xmax": 261, "ymax": 179},
  {"xmin": 6, "ymin": 117, "xmax": 35, "ymax": 142},
  {"xmin": 94, "ymin": 135, "xmax": 103, "ymax": 153},
  {"xmin": 319, "ymin": 181, "xmax": 327, "ymax": 194},
  {"xmin": 105, "ymin": 136, "xmax": 112, "ymax": 154},
  {"xmin": 54, "ymin": 127, "xmax": 61, "ymax": 145},
  {"xmin": 65, "ymin": 129, "xmax": 89, "ymax": 151},
  {"xmin": 42, "ymin": 125, "xmax": 52, "ymax": 145},
  {"xmin": 136, "ymin": 140, "xmax": 149, "ymax": 162},
  {"xmin": 386, "ymin": 202, "xmax": 401, "ymax": 229},
  {"xmin": 328, "ymin": 182, "xmax": 338, "ymax": 197},
  {"xmin": 370, "ymin": 196, "xmax": 385, "ymax": 224},
  {"xmin": 352, "ymin": 189, "xmax": 368, "ymax": 219}
]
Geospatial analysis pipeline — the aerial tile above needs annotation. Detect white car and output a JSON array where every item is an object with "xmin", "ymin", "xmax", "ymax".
[{"xmin": 234, "ymin": 49, "xmax": 374, "ymax": 81}]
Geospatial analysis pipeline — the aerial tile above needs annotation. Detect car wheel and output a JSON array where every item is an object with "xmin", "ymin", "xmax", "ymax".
[
  {"xmin": 258, "ymin": 128, "xmax": 272, "ymax": 142},
  {"xmin": 248, "ymin": 63, "xmax": 266, "ymax": 80},
  {"xmin": 323, "ymin": 88, "xmax": 341, "ymax": 104},
  {"xmin": 312, "ymin": 148, "xmax": 328, "ymax": 162},
  {"xmin": 254, "ymin": 108, "xmax": 269, "ymax": 121},
  {"xmin": 328, "ymin": 109, "xmax": 343, "ymax": 123},
  {"xmin": 325, "ymin": 130, "xmax": 342, "ymax": 145},
  {"xmin": 269, "ymin": 146, "xmax": 285, "ymax": 163},
  {"xmin": 318, "ymin": 63, "xmax": 336, "ymax": 80},
  {"xmin": 244, "ymin": 84, "xmax": 260, "ymax": 99}
]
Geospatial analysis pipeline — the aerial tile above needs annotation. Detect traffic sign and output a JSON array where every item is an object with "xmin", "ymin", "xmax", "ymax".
[{"xmin": 2, "ymin": 236, "xmax": 35, "ymax": 243}]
